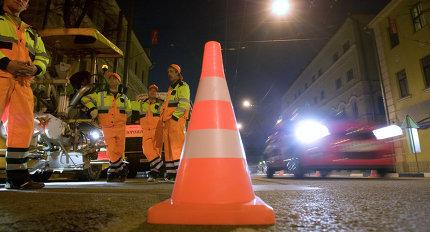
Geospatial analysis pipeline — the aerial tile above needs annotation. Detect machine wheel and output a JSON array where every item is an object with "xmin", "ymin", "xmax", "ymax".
[
  {"xmin": 266, "ymin": 167, "xmax": 275, "ymax": 178},
  {"xmin": 287, "ymin": 158, "xmax": 304, "ymax": 178},
  {"xmin": 30, "ymin": 171, "xmax": 53, "ymax": 182},
  {"xmin": 126, "ymin": 153, "xmax": 140, "ymax": 178},
  {"xmin": 320, "ymin": 170, "xmax": 330, "ymax": 178},
  {"xmin": 76, "ymin": 164, "xmax": 102, "ymax": 181},
  {"xmin": 377, "ymin": 169, "xmax": 387, "ymax": 177},
  {"xmin": 293, "ymin": 168, "xmax": 305, "ymax": 178}
]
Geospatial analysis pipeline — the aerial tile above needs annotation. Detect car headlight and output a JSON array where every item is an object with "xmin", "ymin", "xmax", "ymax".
[
  {"xmin": 90, "ymin": 130, "xmax": 101, "ymax": 140},
  {"xmin": 295, "ymin": 120, "xmax": 330, "ymax": 144}
]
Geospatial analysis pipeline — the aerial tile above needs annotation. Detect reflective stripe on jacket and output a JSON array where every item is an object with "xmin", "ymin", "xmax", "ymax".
[
  {"xmin": 161, "ymin": 80, "xmax": 190, "ymax": 121},
  {"xmin": 0, "ymin": 14, "xmax": 49, "ymax": 78}
]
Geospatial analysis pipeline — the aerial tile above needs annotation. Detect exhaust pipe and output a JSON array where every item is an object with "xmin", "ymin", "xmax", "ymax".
[{"xmin": 69, "ymin": 84, "xmax": 93, "ymax": 108}]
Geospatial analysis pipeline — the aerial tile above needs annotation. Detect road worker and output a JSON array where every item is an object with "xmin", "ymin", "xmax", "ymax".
[
  {"xmin": 81, "ymin": 72, "xmax": 131, "ymax": 182},
  {"xmin": 131, "ymin": 84, "xmax": 164, "ymax": 182},
  {"xmin": 160, "ymin": 64, "xmax": 190, "ymax": 182},
  {"xmin": 1, "ymin": 0, "xmax": 50, "ymax": 189}
]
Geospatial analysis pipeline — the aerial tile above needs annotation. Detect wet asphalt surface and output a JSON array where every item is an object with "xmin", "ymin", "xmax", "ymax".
[{"xmin": 0, "ymin": 176, "xmax": 429, "ymax": 232}]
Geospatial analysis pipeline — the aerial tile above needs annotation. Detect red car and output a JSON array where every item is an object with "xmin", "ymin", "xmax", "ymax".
[{"xmin": 264, "ymin": 119, "xmax": 395, "ymax": 178}]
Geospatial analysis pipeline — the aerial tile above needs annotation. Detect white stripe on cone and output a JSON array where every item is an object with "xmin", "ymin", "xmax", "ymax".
[
  {"xmin": 182, "ymin": 129, "xmax": 245, "ymax": 159},
  {"xmin": 194, "ymin": 77, "xmax": 231, "ymax": 102}
]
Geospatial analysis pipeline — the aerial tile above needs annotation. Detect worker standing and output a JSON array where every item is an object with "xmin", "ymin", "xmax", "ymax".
[
  {"xmin": 1, "ymin": 0, "xmax": 50, "ymax": 189},
  {"xmin": 81, "ymin": 72, "xmax": 131, "ymax": 182},
  {"xmin": 131, "ymin": 84, "xmax": 164, "ymax": 182},
  {"xmin": 161, "ymin": 64, "xmax": 190, "ymax": 182}
]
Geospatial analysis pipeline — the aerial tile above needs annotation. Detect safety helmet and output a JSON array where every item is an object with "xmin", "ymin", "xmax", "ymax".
[
  {"xmin": 106, "ymin": 72, "xmax": 121, "ymax": 82},
  {"xmin": 169, "ymin": 64, "xmax": 181, "ymax": 74},
  {"xmin": 148, "ymin": 84, "xmax": 159, "ymax": 91}
]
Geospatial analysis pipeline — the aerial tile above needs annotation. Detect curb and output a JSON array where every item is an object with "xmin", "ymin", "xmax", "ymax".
[
  {"xmin": 398, "ymin": 173, "xmax": 430, "ymax": 178},
  {"xmin": 254, "ymin": 171, "xmax": 430, "ymax": 178}
]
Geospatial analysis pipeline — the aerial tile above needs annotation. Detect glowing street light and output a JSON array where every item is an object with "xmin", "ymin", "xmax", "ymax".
[
  {"xmin": 271, "ymin": 0, "xmax": 291, "ymax": 17},
  {"xmin": 242, "ymin": 99, "xmax": 253, "ymax": 108},
  {"xmin": 237, "ymin": 123, "xmax": 243, "ymax": 130}
]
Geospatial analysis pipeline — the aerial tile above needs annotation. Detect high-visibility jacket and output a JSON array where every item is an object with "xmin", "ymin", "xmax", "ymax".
[
  {"xmin": 0, "ymin": 13, "xmax": 49, "ymax": 78},
  {"xmin": 132, "ymin": 98, "xmax": 164, "ymax": 162},
  {"xmin": 161, "ymin": 80, "xmax": 191, "ymax": 122},
  {"xmin": 132, "ymin": 98, "xmax": 163, "ymax": 130},
  {"xmin": 81, "ymin": 91, "xmax": 131, "ymax": 128}
]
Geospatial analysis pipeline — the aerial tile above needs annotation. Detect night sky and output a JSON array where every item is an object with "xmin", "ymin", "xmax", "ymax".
[{"xmin": 117, "ymin": 0, "xmax": 390, "ymax": 162}]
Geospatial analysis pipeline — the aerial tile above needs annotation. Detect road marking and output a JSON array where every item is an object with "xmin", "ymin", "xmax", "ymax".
[{"xmin": 253, "ymin": 184, "xmax": 321, "ymax": 191}]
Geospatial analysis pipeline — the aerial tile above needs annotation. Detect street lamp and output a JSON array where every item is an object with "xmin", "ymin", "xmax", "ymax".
[
  {"xmin": 271, "ymin": 0, "xmax": 291, "ymax": 17},
  {"xmin": 242, "ymin": 99, "xmax": 253, "ymax": 108}
]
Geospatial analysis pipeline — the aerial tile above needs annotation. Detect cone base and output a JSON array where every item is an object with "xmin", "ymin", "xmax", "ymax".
[{"xmin": 147, "ymin": 196, "xmax": 275, "ymax": 225}]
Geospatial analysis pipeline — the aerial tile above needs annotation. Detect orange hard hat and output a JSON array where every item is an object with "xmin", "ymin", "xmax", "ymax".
[
  {"xmin": 148, "ymin": 84, "xmax": 159, "ymax": 91},
  {"xmin": 169, "ymin": 64, "xmax": 181, "ymax": 74},
  {"xmin": 106, "ymin": 72, "xmax": 121, "ymax": 82}
]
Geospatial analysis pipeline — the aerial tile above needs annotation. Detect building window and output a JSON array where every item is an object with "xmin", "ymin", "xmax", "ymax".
[
  {"xmin": 320, "ymin": 91, "xmax": 325, "ymax": 100},
  {"xmin": 335, "ymin": 78, "xmax": 342, "ymax": 90},
  {"xmin": 347, "ymin": 69, "xmax": 354, "ymax": 82},
  {"xmin": 388, "ymin": 18, "xmax": 399, "ymax": 48},
  {"xmin": 422, "ymin": 55, "xmax": 430, "ymax": 88},
  {"xmin": 352, "ymin": 101, "xmax": 359, "ymax": 119},
  {"xmin": 396, "ymin": 69, "xmax": 410, "ymax": 98},
  {"xmin": 338, "ymin": 107, "xmax": 346, "ymax": 119},
  {"xmin": 343, "ymin": 41, "xmax": 350, "ymax": 53},
  {"xmin": 318, "ymin": 69, "xmax": 323, "ymax": 77},
  {"xmin": 377, "ymin": 96, "xmax": 386, "ymax": 115},
  {"xmin": 333, "ymin": 52, "xmax": 339, "ymax": 63},
  {"xmin": 411, "ymin": 2, "xmax": 427, "ymax": 32}
]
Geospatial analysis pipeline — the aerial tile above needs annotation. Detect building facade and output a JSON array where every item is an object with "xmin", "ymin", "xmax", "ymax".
[
  {"xmin": 369, "ymin": 0, "xmax": 430, "ymax": 173},
  {"xmin": 22, "ymin": 0, "xmax": 151, "ymax": 99},
  {"xmin": 282, "ymin": 15, "xmax": 385, "ymax": 125}
]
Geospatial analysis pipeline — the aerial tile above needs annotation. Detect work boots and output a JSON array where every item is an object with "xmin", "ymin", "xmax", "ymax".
[
  {"xmin": 147, "ymin": 170, "xmax": 160, "ymax": 182},
  {"xmin": 163, "ymin": 173, "xmax": 176, "ymax": 183},
  {"xmin": 107, "ymin": 162, "xmax": 129, "ymax": 182},
  {"xmin": 5, "ymin": 170, "xmax": 45, "ymax": 190}
]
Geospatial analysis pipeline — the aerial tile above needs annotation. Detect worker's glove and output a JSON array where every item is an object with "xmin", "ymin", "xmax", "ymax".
[{"xmin": 90, "ymin": 109, "xmax": 98, "ymax": 119}]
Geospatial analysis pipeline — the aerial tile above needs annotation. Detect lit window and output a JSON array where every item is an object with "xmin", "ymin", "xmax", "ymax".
[{"xmin": 388, "ymin": 17, "xmax": 399, "ymax": 48}]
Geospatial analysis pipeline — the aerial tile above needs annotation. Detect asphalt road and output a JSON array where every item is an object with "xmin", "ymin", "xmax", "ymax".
[{"xmin": 1, "ymin": 176, "xmax": 429, "ymax": 232}]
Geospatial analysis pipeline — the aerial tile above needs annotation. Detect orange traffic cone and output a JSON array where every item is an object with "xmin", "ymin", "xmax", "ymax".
[
  {"xmin": 147, "ymin": 41, "xmax": 275, "ymax": 225},
  {"xmin": 369, "ymin": 170, "xmax": 379, "ymax": 178}
]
